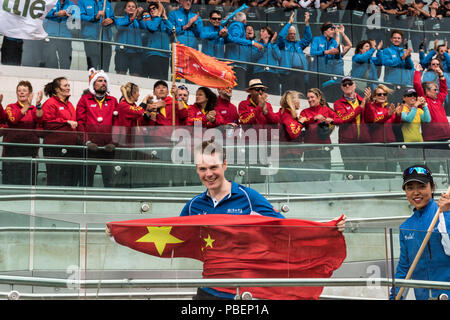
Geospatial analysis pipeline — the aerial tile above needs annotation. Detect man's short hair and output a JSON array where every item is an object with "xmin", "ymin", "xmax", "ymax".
[
  {"xmin": 391, "ymin": 29, "xmax": 403, "ymax": 39},
  {"xmin": 194, "ymin": 139, "xmax": 226, "ymax": 164},
  {"xmin": 209, "ymin": 10, "xmax": 222, "ymax": 18},
  {"xmin": 153, "ymin": 80, "xmax": 168, "ymax": 90}
]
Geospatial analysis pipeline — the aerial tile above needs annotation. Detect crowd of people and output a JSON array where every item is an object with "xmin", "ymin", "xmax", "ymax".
[
  {"xmin": 0, "ymin": 56, "xmax": 448, "ymax": 187},
  {"xmin": 1, "ymin": 0, "xmax": 450, "ymax": 97}
]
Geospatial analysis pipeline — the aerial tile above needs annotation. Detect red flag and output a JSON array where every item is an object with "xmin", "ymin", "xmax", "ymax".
[
  {"xmin": 107, "ymin": 214, "xmax": 346, "ymax": 300},
  {"xmin": 174, "ymin": 43, "xmax": 237, "ymax": 89}
]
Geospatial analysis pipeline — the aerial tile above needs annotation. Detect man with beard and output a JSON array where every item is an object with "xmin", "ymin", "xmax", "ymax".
[{"xmin": 76, "ymin": 68, "xmax": 119, "ymax": 187}]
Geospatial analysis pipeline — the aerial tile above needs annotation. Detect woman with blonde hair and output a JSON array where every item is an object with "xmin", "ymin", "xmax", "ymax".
[
  {"xmin": 362, "ymin": 84, "xmax": 401, "ymax": 178},
  {"xmin": 113, "ymin": 82, "xmax": 152, "ymax": 187},
  {"xmin": 299, "ymin": 88, "xmax": 343, "ymax": 181},
  {"xmin": 277, "ymin": 90, "xmax": 306, "ymax": 182}
]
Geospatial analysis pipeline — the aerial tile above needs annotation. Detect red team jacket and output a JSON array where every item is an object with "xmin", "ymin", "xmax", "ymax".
[
  {"xmin": 333, "ymin": 94, "xmax": 370, "ymax": 143},
  {"xmin": 300, "ymin": 105, "xmax": 343, "ymax": 144},
  {"xmin": 185, "ymin": 103, "xmax": 225, "ymax": 127},
  {"xmin": 76, "ymin": 93, "xmax": 118, "ymax": 145},
  {"xmin": 238, "ymin": 96, "xmax": 280, "ymax": 125},
  {"xmin": 363, "ymin": 101, "xmax": 399, "ymax": 143},
  {"xmin": 215, "ymin": 96, "xmax": 239, "ymax": 124},
  {"xmin": 42, "ymin": 95, "xmax": 79, "ymax": 146},
  {"xmin": 413, "ymin": 70, "xmax": 450, "ymax": 142}
]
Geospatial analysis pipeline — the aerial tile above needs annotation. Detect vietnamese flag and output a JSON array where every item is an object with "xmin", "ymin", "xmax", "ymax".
[
  {"xmin": 107, "ymin": 214, "xmax": 346, "ymax": 300},
  {"xmin": 174, "ymin": 43, "xmax": 237, "ymax": 89}
]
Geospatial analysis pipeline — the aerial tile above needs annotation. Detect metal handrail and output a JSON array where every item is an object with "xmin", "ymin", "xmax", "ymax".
[{"xmin": 0, "ymin": 275, "xmax": 449, "ymax": 291}]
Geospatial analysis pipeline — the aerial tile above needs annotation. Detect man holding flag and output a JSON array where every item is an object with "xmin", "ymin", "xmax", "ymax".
[{"xmin": 107, "ymin": 139, "xmax": 347, "ymax": 300}]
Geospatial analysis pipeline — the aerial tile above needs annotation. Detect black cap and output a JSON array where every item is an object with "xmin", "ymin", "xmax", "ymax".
[
  {"xmin": 402, "ymin": 164, "xmax": 433, "ymax": 189},
  {"xmin": 403, "ymin": 88, "xmax": 417, "ymax": 96}
]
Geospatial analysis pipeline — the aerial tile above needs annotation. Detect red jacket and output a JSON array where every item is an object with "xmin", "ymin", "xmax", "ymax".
[
  {"xmin": 333, "ymin": 95, "xmax": 370, "ymax": 143},
  {"xmin": 238, "ymin": 96, "xmax": 279, "ymax": 125},
  {"xmin": 413, "ymin": 70, "xmax": 450, "ymax": 141},
  {"xmin": 185, "ymin": 103, "xmax": 225, "ymax": 127},
  {"xmin": 279, "ymin": 109, "xmax": 303, "ymax": 157},
  {"xmin": 363, "ymin": 101, "xmax": 399, "ymax": 143},
  {"xmin": 146, "ymin": 96, "xmax": 188, "ymax": 126},
  {"xmin": 112, "ymin": 99, "xmax": 145, "ymax": 147},
  {"xmin": 3, "ymin": 102, "xmax": 42, "ymax": 155},
  {"xmin": 76, "ymin": 93, "xmax": 118, "ymax": 145},
  {"xmin": 300, "ymin": 105, "xmax": 343, "ymax": 144},
  {"xmin": 42, "ymin": 95, "xmax": 79, "ymax": 146},
  {"xmin": 215, "ymin": 97, "xmax": 239, "ymax": 125}
]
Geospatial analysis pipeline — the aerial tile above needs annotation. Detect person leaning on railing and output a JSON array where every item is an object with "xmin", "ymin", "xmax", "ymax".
[
  {"xmin": 41, "ymin": 77, "xmax": 82, "ymax": 187},
  {"xmin": 2, "ymin": 81, "xmax": 43, "ymax": 185}
]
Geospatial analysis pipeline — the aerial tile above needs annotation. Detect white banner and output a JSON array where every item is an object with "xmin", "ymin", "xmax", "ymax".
[{"xmin": 0, "ymin": 0, "xmax": 58, "ymax": 40}]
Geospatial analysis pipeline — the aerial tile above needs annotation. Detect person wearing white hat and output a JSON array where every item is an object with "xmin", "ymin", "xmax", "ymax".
[
  {"xmin": 238, "ymin": 79, "xmax": 279, "ymax": 125},
  {"xmin": 76, "ymin": 68, "xmax": 119, "ymax": 187}
]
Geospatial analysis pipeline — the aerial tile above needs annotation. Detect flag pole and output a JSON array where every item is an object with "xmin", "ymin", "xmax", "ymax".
[
  {"xmin": 395, "ymin": 185, "xmax": 450, "ymax": 300},
  {"xmin": 171, "ymin": 27, "xmax": 177, "ymax": 130}
]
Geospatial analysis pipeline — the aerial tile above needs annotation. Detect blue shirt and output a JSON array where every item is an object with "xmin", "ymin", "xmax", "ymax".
[
  {"xmin": 180, "ymin": 180, "xmax": 285, "ymax": 299},
  {"xmin": 391, "ymin": 199, "xmax": 450, "ymax": 300}
]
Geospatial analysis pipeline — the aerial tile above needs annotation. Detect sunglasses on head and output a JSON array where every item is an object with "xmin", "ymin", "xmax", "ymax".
[
  {"xmin": 403, "ymin": 166, "xmax": 429, "ymax": 177},
  {"xmin": 178, "ymin": 85, "xmax": 188, "ymax": 90}
]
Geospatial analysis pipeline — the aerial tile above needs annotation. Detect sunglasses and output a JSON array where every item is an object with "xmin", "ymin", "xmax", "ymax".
[
  {"xmin": 404, "ymin": 94, "xmax": 417, "ymax": 98},
  {"xmin": 376, "ymin": 92, "xmax": 388, "ymax": 97},
  {"xmin": 252, "ymin": 87, "xmax": 266, "ymax": 92},
  {"xmin": 403, "ymin": 166, "xmax": 430, "ymax": 177},
  {"xmin": 178, "ymin": 85, "xmax": 188, "ymax": 90},
  {"xmin": 210, "ymin": 17, "xmax": 221, "ymax": 21},
  {"xmin": 342, "ymin": 82, "xmax": 354, "ymax": 87},
  {"xmin": 149, "ymin": 7, "xmax": 157, "ymax": 10}
]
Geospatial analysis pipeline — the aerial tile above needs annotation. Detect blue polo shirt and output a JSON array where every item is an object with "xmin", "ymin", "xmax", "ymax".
[
  {"xmin": 180, "ymin": 181, "xmax": 284, "ymax": 299},
  {"xmin": 180, "ymin": 181, "xmax": 284, "ymax": 218}
]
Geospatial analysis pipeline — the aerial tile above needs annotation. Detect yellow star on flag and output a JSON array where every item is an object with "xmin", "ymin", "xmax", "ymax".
[
  {"xmin": 203, "ymin": 234, "xmax": 215, "ymax": 248},
  {"xmin": 136, "ymin": 226, "xmax": 184, "ymax": 256}
]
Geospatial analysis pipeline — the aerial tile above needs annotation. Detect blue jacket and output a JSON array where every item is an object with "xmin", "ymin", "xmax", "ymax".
[
  {"xmin": 114, "ymin": 15, "xmax": 142, "ymax": 53},
  {"xmin": 140, "ymin": 17, "xmax": 174, "ymax": 58},
  {"xmin": 379, "ymin": 44, "xmax": 414, "ymax": 85},
  {"xmin": 351, "ymin": 48, "xmax": 382, "ymax": 86},
  {"xmin": 78, "ymin": 0, "xmax": 115, "ymax": 40},
  {"xmin": 277, "ymin": 23, "xmax": 312, "ymax": 74},
  {"xmin": 200, "ymin": 24, "xmax": 226, "ymax": 59},
  {"xmin": 253, "ymin": 42, "xmax": 281, "ymax": 74},
  {"xmin": 44, "ymin": 0, "xmax": 76, "ymax": 38},
  {"xmin": 224, "ymin": 21, "xmax": 255, "ymax": 70},
  {"xmin": 180, "ymin": 181, "xmax": 284, "ymax": 218},
  {"xmin": 167, "ymin": 7, "xmax": 202, "ymax": 50},
  {"xmin": 420, "ymin": 50, "xmax": 450, "ymax": 73},
  {"xmin": 310, "ymin": 35, "xmax": 343, "ymax": 75},
  {"xmin": 391, "ymin": 199, "xmax": 450, "ymax": 300}
]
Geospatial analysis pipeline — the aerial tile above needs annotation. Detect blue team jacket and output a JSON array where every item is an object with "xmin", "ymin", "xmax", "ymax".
[
  {"xmin": 114, "ymin": 15, "xmax": 142, "ymax": 53},
  {"xmin": 224, "ymin": 20, "xmax": 255, "ymax": 66},
  {"xmin": 140, "ymin": 17, "xmax": 174, "ymax": 58},
  {"xmin": 277, "ymin": 23, "xmax": 312, "ymax": 74},
  {"xmin": 200, "ymin": 24, "xmax": 226, "ymax": 59},
  {"xmin": 351, "ymin": 48, "xmax": 381, "ymax": 83},
  {"xmin": 253, "ymin": 42, "xmax": 281, "ymax": 74},
  {"xmin": 420, "ymin": 50, "xmax": 450, "ymax": 73},
  {"xmin": 310, "ymin": 34, "xmax": 343, "ymax": 75},
  {"xmin": 379, "ymin": 44, "xmax": 414, "ymax": 85},
  {"xmin": 167, "ymin": 7, "xmax": 202, "ymax": 49},
  {"xmin": 78, "ymin": 0, "xmax": 114, "ymax": 40},
  {"xmin": 44, "ymin": 0, "xmax": 76, "ymax": 38},
  {"xmin": 391, "ymin": 199, "xmax": 450, "ymax": 300}
]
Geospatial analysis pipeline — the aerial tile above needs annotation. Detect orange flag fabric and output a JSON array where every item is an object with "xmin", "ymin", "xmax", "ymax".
[
  {"xmin": 107, "ymin": 214, "xmax": 346, "ymax": 300},
  {"xmin": 174, "ymin": 43, "xmax": 237, "ymax": 89}
]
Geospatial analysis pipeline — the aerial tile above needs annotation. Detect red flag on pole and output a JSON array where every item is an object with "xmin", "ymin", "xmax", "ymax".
[
  {"xmin": 174, "ymin": 43, "xmax": 237, "ymax": 89},
  {"xmin": 107, "ymin": 214, "xmax": 346, "ymax": 300}
]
